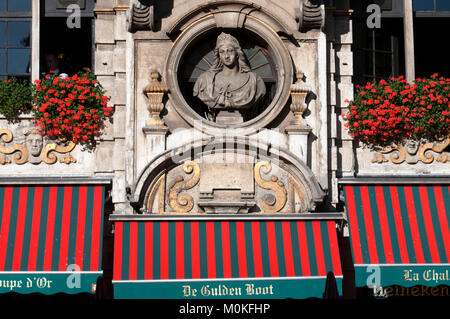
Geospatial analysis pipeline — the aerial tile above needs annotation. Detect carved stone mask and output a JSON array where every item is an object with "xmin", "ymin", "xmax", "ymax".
[
  {"xmin": 405, "ymin": 139, "xmax": 419, "ymax": 155},
  {"xmin": 25, "ymin": 131, "xmax": 44, "ymax": 157}
]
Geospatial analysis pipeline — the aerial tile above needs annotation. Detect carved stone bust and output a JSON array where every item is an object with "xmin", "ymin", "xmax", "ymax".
[{"xmin": 193, "ymin": 33, "xmax": 266, "ymax": 124}]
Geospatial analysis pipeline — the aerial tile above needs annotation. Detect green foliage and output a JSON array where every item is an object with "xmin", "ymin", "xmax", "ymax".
[{"xmin": 0, "ymin": 78, "xmax": 33, "ymax": 122}]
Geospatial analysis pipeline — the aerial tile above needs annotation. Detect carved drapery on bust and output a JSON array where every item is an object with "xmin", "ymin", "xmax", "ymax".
[{"xmin": 193, "ymin": 33, "xmax": 266, "ymax": 123}]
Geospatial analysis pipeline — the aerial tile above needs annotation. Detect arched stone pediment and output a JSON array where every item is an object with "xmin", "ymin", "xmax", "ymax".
[
  {"xmin": 165, "ymin": 0, "xmax": 296, "ymax": 37},
  {"xmin": 130, "ymin": 137, "xmax": 325, "ymax": 215}
]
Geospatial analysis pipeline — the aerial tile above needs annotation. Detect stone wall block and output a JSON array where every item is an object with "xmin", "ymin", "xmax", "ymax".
[
  {"xmin": 113, "ymin": 40, "xmax": 126, "ymax": 73},
  {"xmin": 95, "ymin": 44, "xmax": 115, "ymax": 75},
  {"xmin": 95, "ymin": 14, "xmax": 115, "ymax": 44}
]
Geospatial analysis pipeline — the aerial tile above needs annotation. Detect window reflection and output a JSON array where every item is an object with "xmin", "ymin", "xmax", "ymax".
[
  {"xmin": 7, "ymin": 0, "xmax": 31, "ymax": 11},
  {"xmin": 413, "ymin": 0, "xmax": 434, "ymax": 11},
  {"xmin": 7, "ymin": 22, "xmax": 30, "ymax": 47},
  {"xmin": 436, "ymin": 0, "xmax": 450, "ymax": 11},
  {"xmin": 7, "ymin": 48, "xmax": 30, "ymax": 74}
]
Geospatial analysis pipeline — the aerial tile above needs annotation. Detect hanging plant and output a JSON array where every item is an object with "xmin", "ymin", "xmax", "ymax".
[
  {"xmin": 342, "ymin": 74, "xmax": 450, "ymax": 147},
  {"xmin": 0, "ymin": 78, "xmax": 33, "ymax": 122},
  {"xmin": 32, "ymin": 68, "xmax": 114, "ymax": 148}
]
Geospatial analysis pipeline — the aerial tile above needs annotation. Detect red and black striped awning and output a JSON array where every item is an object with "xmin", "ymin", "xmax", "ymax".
[
  {"xmin": 342, "ymin": 183, "xmax": 450, "ymax": 287},
  {"xmin": 112, "ymin": 220, "xmax": 343, "ymax": 299},
  {"xmin": 0, "ymin": 185, "xmax": 106, "ymax": 294}
]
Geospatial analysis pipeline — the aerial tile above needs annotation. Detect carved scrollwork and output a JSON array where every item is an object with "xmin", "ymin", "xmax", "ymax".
[
  {"xmin": 372, "ymin": 138, "xmax": 450, "ymax": 164},
  {"xmin": 418, "ymin": 138, "xmax": 450, "ymax": 164},
  {"xmin": 0, "ymin": 128, "xmax": 77, "ymax": 165},
  {"xmin": 374, "ymin": 144, "xmax": 406, "ymax": 164},
  {"xmin": 127, "ymin": 0, "xmax": 154, "ymax": 32},
  {"xmin": 168, "ymin": 161, "xmax": 200, "ymax": 213},
  {"xmin": 0, "ymin": 129, "xmax": 29, "ymax": 165},
  {"xmin": 254, "ymin": 161, "xmax": 287, "ymax": 213},
  {"xmin": 42, "ymin": 141, "xmax": 76, "ymax": 164}
]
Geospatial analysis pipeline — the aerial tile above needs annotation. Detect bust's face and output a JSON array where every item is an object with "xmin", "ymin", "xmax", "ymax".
[
  {"xmin": 218, "ymin": 43, "xmax": 237, "ymax": 68},
  {"xmin": 26, "ymin": 133, "xmax": 43, "ymax": 157},
  {"xmin": 406, "ymin": 139, "xmax": 419, "ymax": 155}
]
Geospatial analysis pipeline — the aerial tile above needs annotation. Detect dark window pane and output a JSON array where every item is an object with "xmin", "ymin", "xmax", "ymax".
[
  {"xmin": 0, "ymin": 22, "xmax": 5, "ymax": 47},
  {"xmin": 7, "ymin": 48, "xmax": 30, "ymax": 73},
  {"xmin": 0, "ymin": 49, "xmax": 5, "ymax": 73},
  {"xmin": 7, "ymin": 0, "xmax": 31, "ymax": 11},
  {"xmin": 7, "ymin": 22, "xmax": 30, "ymax": 47},
  {"xmin": 436, "ymin": 0, "xmax": 450, "ymax": 11},
  {"xmin": 413, "ymin": 0, "xmax": 435, "ymax": 11},
  {"xmin": 0, "ymin": 0, "xmax": 5, "ymax": 11}
]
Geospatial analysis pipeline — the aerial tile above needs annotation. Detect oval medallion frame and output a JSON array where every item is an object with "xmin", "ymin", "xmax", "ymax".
[{"xmin": 165, "ymin": 14, "xmax": 293, "ymax": 135}]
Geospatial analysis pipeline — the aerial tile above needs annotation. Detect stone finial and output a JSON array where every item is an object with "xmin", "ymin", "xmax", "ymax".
[
  {"xmin": 143, "ymin": 70, "xmax": 169, "ymax": 128},
  {"xmin": 289, "ymin": 71, "xmax": 312, "ymax": 126}
]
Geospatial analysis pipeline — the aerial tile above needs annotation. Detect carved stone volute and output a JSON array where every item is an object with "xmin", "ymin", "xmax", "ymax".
[{"xmin": 295, "ymin": 0, "xmax": 324, "ymax": 31}]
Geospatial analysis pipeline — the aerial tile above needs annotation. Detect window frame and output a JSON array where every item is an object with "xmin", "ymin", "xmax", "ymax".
[{"xmin": 0, "ymin": 0, "xmax": 32, "ymax": 79}]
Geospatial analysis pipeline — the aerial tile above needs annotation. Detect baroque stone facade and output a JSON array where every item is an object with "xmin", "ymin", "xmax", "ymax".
[{"xmin": 2, "ymin": 0, "xmax": 446, "ymax": 216}]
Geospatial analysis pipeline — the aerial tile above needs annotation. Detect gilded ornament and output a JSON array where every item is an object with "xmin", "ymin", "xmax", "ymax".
[
  {"xmin": 288, "ymin": 175, "xmax": 308, "ymax": 213},
  {"xmin": 254, "ymin": 161, "xmax": 287, "ymax": 213},
  {"xmin": 168, "ymin": 161, "xmax": 200, "ymax": 213},
  {"xmin": 146, "ymin": 173, "xmax": 166, "ymax": 214},
  {"xmin": 42, "ymin": 141, "xmax": 76, "ymax": 164}
]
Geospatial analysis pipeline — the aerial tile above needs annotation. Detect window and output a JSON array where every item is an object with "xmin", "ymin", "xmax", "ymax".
[
  {"xmin": 0, "ymin": 0, "xmax": 31, "ymax": 80},
  {"xmin": 352, "ymin": 18, "xmax": 403, "ymax": 85},
  {"xmin": 40, "ymin": 0, "xmax": 95, "ymax": 77},
  {"xmin": 413, "ymin": 0, "xmax": 450, "ymax": 13}
]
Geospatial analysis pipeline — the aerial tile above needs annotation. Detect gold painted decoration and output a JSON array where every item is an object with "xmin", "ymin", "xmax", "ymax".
[
  {"xmin": 0, "ymin": 155, "xmax": 11, "ymax": 165},
  {"xmin": 372, "ymin": 138, "xmax": 449, "ymax": 165},
  {"xmin": 374, "ymin": 144, "xmax": 406, "ymax": 164},
  {"xmin": 145, "ymin": 173, "xmax": 166, "ymax": 214},
  {"xmin": 0, "ymin": 129, "xmax": 29, "ymax": 165},
  {"xmin": 59, "ymin": 154, "xmax": 77, "ymax": 165},
  {"xmin": 418, "ymin": 138, "xmax": 450, "ymax": 164},
  {"xmin": 0, "ymin": 128, "xmax": 77, "ymax": 165},
  {"xmin": 168, "ymin": 161, "xmax": 200, "ymax": 213},
  {"xmin": 288, "ymin": 175, "xmax": 308, "ymax": 213},
  {"xmin": 254, "ymin": 161, "xmax": 287, "ymax": 213},
  {"xmin": 42, "ymin": 141, "xmax": 76, "ymax": 164}
]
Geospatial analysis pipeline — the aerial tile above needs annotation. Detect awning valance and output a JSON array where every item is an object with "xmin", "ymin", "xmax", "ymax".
[
  {"xmin": 112, "ymin": 220, "xmax": 343, "ymax": 299},
  {"xmin": 343, "ymin": 184, "xmax": 450, "ymax": 287},
  {"xmin": 0, "ymin": 185, "xmax": 106, "ymax": 294}
]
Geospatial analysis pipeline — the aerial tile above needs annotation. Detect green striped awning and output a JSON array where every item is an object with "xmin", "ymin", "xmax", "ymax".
[
  {"xmin": 0, "ymin": 185, "xmax": 106, "ymax": 295},
  {"xmin": 112, "ymin": 220, "xmax": 343, "ymax": 299},
  {"xmin": 343, "ymin": 184, "xmax": 450, "ymax": 288}
]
